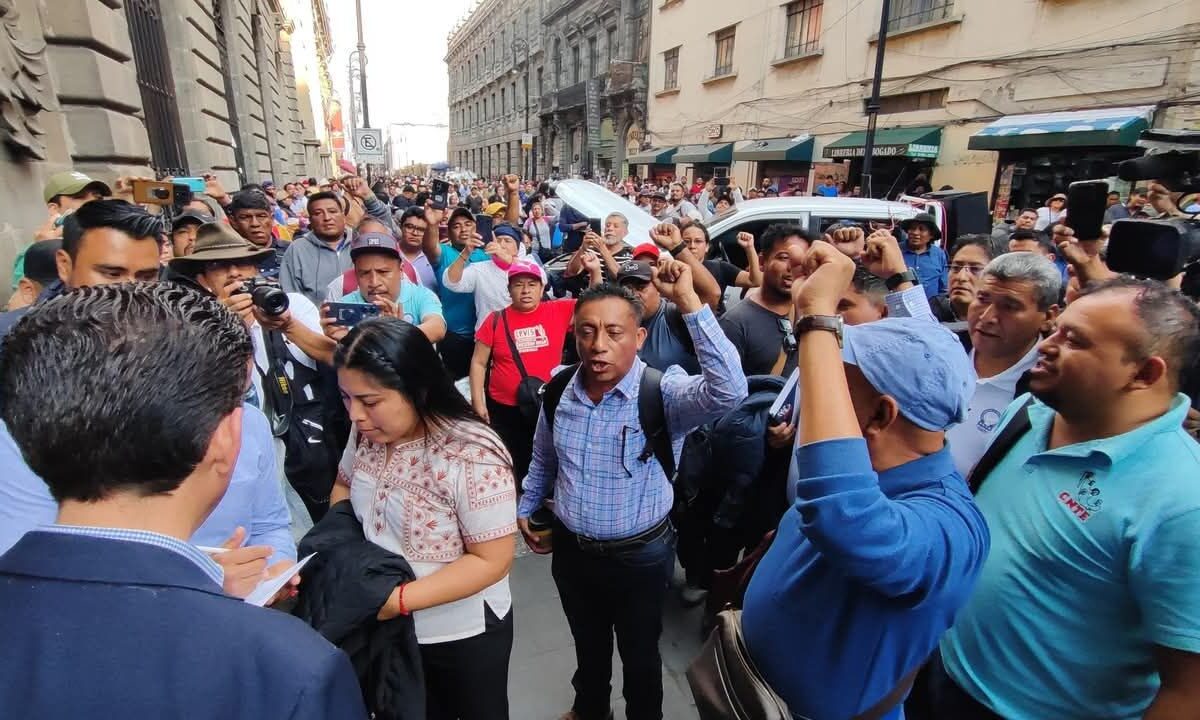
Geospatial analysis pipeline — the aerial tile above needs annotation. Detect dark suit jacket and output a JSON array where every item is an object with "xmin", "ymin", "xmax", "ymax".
[{"xmin": 0, "ymin": 531, "xmax": 367, "ymax": 719}]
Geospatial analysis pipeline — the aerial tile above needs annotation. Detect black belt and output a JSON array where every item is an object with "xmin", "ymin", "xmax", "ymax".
[{"xmin": 572, "ymin": 516, "xmax": 673, "ymax": 554}]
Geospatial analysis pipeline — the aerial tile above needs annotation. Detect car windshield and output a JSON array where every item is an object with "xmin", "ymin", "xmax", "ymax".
[{"xmin": 708, "ymin": 205, "xmax": 740, "ymax": 225}]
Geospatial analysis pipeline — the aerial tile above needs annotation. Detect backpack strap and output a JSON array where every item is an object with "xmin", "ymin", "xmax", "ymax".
[
  {"xmin": 540, "ymin": 363, "xmax": 580, "ymax": 431},
  {"xmin": 637, "ymin": 366, "xmax": 675, "ymax": 480},
  {"xmin": 967, "ymin": 396, "xmax": 1035, "ymax": 494}
]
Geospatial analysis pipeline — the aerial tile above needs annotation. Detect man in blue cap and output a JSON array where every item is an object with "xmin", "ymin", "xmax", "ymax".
[{"xmin": 741, "ymin": 241, "xmax": 990, "ymax": 720}]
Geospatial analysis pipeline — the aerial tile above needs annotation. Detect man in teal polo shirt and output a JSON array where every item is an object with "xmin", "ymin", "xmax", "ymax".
[{"xmin": 934, "ymin": 277, "xmax": 1200, "ymax": 719}]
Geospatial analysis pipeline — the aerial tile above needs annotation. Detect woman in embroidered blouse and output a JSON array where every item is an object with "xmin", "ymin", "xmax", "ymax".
[{"xmin": 331, "ymin": 318, "xmax": 517, "ymax": 720}]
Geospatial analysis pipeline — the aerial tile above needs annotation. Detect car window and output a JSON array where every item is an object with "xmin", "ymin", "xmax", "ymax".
[
  {"xmin": 816, "ymin": 215, "xmax": 900, "ymax": 235},
  {"xmin": 713, "ymin": 214, "xmax": 807, "ymax": 267}
]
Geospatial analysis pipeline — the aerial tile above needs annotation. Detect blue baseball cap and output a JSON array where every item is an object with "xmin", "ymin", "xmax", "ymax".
[
  {"xmin": 841, "ymin": 317, "xmax": 975, "ymax": 431},
  {"xmin": 493, "ymin": 223, "xmax": 523, "ymax": 244}
]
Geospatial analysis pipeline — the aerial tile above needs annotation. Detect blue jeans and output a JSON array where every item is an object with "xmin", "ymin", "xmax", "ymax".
[{"xmin": 551, "ymin": 518, "xmax": 677, "ymax": 720}]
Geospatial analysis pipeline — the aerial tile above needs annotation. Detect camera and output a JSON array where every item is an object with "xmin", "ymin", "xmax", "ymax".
[
  {"xmin": 238, "ymin": 277, "xmax": 290, "ymax": 317},
  {"xmin": 1106, "ymin": 130, "xmax": 1200, "ymax": 291}
]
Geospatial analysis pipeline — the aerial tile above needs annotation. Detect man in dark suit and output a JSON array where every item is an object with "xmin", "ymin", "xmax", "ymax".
[{"xmin": 0, "ymin": 282, "xmax": 366, "ymax": 719}]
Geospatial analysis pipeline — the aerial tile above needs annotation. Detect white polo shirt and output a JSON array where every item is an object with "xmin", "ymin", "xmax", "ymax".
[{"xmin": 947, "ymin": 341, "xmax": 1040, "ymax": 477}]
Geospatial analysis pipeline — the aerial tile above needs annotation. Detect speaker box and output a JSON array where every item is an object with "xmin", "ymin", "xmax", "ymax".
[{"xmin": 924, "ymin": 190, "xmax": 990, "ymax": 246}]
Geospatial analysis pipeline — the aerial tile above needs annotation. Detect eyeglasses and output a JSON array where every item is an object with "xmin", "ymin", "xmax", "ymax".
[
  {"xmin": 949, "ymin": 263, "xmax": 986, "ymax": 276},
  {"xmin": 401, "ymin": 223, "xmax": 426, "ymax": 234},
  {"xmin": 776, "ymin": 317, "xmax": 798, "ymax": 354}
]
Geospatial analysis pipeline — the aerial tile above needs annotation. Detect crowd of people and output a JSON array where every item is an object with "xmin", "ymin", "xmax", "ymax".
[{"xmin": 0, "ymin": 158, "xmax": 1199, "ymax": 720}]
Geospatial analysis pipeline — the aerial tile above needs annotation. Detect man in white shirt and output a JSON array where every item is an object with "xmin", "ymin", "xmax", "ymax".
[
  {"xmin": 442, "ymin": 224, "xmax": 539, "ymax": 330},
  {"xmin": 946, "ymin": 251, "xmax": 1061, "ymax": 476}
]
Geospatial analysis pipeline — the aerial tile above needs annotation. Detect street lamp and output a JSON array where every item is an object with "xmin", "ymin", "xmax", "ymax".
[{"xmin": 511, "ymin": 37, "xmax": 531, "ymax": 178}]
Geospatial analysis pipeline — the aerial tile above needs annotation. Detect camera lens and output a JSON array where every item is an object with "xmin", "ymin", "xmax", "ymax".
[{"xmin": 251, "ymin": 285, "xmax": 290, "ymax": 317}]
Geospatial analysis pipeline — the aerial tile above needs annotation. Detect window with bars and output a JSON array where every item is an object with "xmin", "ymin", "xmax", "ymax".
[
  {"xmin": 588, "ymin": 36, "xmax": 598, "ymax": 78},
  {"xmin": 784, "ymin": 0, "xmax": 823, "ymax": 57},
  {"xmin": 872, "ymin": 88, "xmax": 948, "ymax": 114},
  {"xmin": 887, "ymin": 0, "xmax": 954, "ymax": 32},
  {"xmin": 662, "ymin": 46, "xmax": 679, "ymax": 90},
  {"xmin": 713, "ymin": 26, "xmax": 736, "ymax": 77}
]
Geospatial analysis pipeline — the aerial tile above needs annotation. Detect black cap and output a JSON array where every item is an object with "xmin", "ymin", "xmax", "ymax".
[
  {"xmin": 616, "ymin": 259, "xmax": 655, "ymax": 284},
  {"xmin": 23, "ymin": 238, "xmax": 62, "ymax": 285},
  {"xmin": 172, "ymin": 209, "xmax": 214, "ymax": 228},
  {"xmin": 448, "ymin": 207, "xmax": 474, "ymax": 225}
]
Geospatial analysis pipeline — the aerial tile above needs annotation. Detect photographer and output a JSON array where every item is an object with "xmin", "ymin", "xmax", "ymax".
[{"xmin": 171, "ymin": 223, "xmax": 338, "ymax": 523}]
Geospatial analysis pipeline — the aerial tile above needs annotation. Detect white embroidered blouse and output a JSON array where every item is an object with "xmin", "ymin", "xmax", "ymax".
[{"xmin": 337, "ymin": 418, "xmax": 517, "ymax": 644}]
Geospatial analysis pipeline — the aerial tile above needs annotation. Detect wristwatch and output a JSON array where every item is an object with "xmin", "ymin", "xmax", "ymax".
[
  {"xmin": 885, "ymin": 269, "xmax": 918, "ymax": 291},
  {"xmin": 669, "ymin": 242, "xmax": 688, "ymax": 257},
  {"xmin": 794, "ymin": 314, "xmax": 844, "ymax": 348}
]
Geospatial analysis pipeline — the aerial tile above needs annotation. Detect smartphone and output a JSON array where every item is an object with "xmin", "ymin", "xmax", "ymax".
[
  {"xmin": 325, "ymin": 302, "xmax": 381, "ymax": 328},
  {"xmin": 474, "ymin": 214, "xmax": 494, "ymax": 241},
  {"xmin": 1106, "ymin": 219, "xmax": 1190, "ymax": 281},
  {"xmin": 1065, "ymin": 180, "xmax": 1109, "ymax": 242},
  {"xmin": 430, "ymin": 179, "xmax": 449, "ymax": 210},
  {"xmin": 588, "ymin": 217, "xmax": 603, "ymax": 235},
  {"xmin": 171, "ymin": 183, "xmax": 194, "ymax": 216},
  {"xmin": 175, "ymin": 177, "xmax": 207, "ymax": 193},
  {"xmin": 132, "ymin": 180, "xmax": 173, "ymax": 205}
]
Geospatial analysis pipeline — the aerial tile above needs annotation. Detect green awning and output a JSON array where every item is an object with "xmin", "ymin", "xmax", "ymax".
[
  {"xmin": 733, "ymin": 136, "xmax": 815, "ymax": 162},
  {"xmin": 968, "ymin": 106, "xmax": 1154, "ymax": 151},
  {"xmin": 673, "ymin": 142, "xmax": 735, "ymax": 164},
  {"xmin": 627, "ymin": 147, "xmax": 677, "ymax": 165},
  {"xmin": 822, "ymin": 126, "xmax": 942, "ymax": 159}
]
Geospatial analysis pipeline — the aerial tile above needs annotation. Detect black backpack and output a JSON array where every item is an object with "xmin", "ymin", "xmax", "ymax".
[{"xmin": 539, "ymin": 363, "xmax": 676, "ymax": 479}]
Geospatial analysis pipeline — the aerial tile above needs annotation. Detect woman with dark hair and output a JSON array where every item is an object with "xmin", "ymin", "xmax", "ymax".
[
  {"xmin": 332, "ymin": 318, "xmax": 516, "ymax": 720},
  {"xmin": 679, "ymin": 222, "xmax": 761, "ymax": 314}
]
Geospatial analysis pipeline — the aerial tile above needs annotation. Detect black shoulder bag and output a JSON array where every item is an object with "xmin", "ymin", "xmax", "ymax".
[{"xmin": 495, "ymin": 309, "xmax": 547, "ymax": 426}]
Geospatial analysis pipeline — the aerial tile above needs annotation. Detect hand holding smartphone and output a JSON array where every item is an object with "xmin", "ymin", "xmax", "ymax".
[{"xmin": 324, "ymin": 302, "xmax": 381, "ymax": 328}]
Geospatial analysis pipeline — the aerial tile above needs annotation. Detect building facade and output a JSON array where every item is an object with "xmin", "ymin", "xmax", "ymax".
[
  {"xmin": 446, "ymin": 0, "xmax": 545, "ymax": 179},
  {"xmin": 641, "ymin": 0, "xmax": 1200, "ymax": 210},
  {"xmin": 0, "ymin": 0, "xmax": 335, "ymax": 292},
  {"xmin": 446, "ymin": 0, "xmax": 651, "ymax": 180}
]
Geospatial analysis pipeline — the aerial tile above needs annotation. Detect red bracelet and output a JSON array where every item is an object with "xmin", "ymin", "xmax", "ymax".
[{"xmin": 396, "ymin": 583, "xmax": 411, "ymax": 616}]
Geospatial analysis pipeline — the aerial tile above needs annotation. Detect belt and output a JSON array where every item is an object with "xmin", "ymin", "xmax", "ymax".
[{"xmin": 573, "ymin": 516, "xmax": 672, "ymax": 554}]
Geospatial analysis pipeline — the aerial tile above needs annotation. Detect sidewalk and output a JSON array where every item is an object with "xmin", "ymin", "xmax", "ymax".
[{"xmin": 508, "ymin": 551, "xmax": 704, "ymax": 720}]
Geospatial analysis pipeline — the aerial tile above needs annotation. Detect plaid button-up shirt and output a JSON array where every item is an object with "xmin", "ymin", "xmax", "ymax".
[{"xmin": 519, "ymin": 305, "xmax": 748, "ymax": 540}]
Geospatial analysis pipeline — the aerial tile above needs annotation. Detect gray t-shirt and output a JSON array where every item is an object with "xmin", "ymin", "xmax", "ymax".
[
  {"xmin": 719, "ymin": 298, "xmax": 795, "ymax": 377},
  {"xmin": 639, "ymin": 302, "xmax": 700, "ymax": 375}
]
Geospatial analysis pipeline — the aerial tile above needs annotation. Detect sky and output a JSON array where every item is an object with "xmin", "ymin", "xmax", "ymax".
[{"xmin": 326, "ymin": 0, "xmax": 478, "ymax": 167}]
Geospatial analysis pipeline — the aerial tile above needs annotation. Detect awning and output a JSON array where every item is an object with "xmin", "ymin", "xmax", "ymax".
[
  {"xmin": 674, "ymin": 142, "xmax": 735, "ymax": 164},
  {"xmin": 967, "ymin": 106, "xmax": 1155, "ymax": 151},
  {"xmin": 822, "ymin": 126, "xmax": 942, "ymax": 159},
  {"xmin": 627, "ymin": 147, "xmax": 677, "ymax": 165},
  {"xmin": 733, "ymin": 136, "xmax": 815, "ymax": 163}
]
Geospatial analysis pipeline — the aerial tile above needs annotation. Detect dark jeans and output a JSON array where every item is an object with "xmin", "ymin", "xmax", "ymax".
[
  {"xmin": 926, "ymin": 652, "xmax": 1004, "ymax": 720},
  {"xmin": 419, "ymin": 605, "xmax": 514, "ymax": 720},
  {"xmin": 551, "ymin": 518, "xmax": 677, "ymax": 720},
  {"xmin": 439, "ymin": 332, "xmax": 474, "ymax": 380},
  {"xmin": 486, "ymin": 397, "xmax": 533, "ymax": 481}
]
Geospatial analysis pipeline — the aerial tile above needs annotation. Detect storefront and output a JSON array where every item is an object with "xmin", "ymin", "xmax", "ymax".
[
  {"xmin": 822, "ymin": 126, "xmax": 942, "ymax": 199},
  {"xmin": 673, "ymin": 142, "xmax": 735, "ymax": 183},
  {"xmin": 733, "ymin": 136, "xmax": 815, "ymax": 193},
  {"xmin": 968, "ymin": 106, "xmax": 1153, "ymax": 220},
  {"xmin": 627, "ymin": 147, "xmax": 678, "ymax": 183}
]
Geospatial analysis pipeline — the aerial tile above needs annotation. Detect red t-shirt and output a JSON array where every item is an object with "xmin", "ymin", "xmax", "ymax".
[{"xmin": 476, "ymin": 299, "xmax": 576, "ymax": 406}]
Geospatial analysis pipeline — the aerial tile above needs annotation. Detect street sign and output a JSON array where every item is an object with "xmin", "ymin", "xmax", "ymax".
[
  {"xmin": 521, "ymin": 132, "xmax": 534, "ymax": 149},
  {"xmin": 353, "ymin": 127, "xmax": 385, "ymax": 163}
]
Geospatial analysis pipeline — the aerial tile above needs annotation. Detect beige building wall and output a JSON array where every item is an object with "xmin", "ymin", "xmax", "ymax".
[{"xmin": 646, "ymin": 0, "xmax": 1200, "ymax": 197}]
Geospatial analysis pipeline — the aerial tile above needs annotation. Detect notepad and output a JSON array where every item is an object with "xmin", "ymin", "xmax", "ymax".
[{"xmin": 243, "ymin": 553, "xmax": 315, "ymax": 607}]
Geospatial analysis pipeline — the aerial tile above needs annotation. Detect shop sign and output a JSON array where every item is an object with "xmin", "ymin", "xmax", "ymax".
[
  {"xmin": 826, "ymin": 143, "xmax": 940, "ymax": 159},
  {"xmin": 906, "ymin": 143, "xmax": 940, "ymax": 159},
  {"xmin": 704, "ymin": 124, "xmax": 723, "ymax": 140}
]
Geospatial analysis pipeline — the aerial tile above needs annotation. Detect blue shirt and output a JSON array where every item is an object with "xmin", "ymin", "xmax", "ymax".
[
  {"xmin": 342, "ymin": 278, "xmax": 444, "ymax": 326},
  {"xmin": 437, "ymin": 243, "xmax": 491, "ymax": 337},
  {"xmin": 0, "ymin": 405, "xmax": 295, "ymax": 563},
  {"xmin": 640, "ymin": 302, "xmax": 700, "ymax": 375},
  {"xmin": 815, "ymin": 184, "xmax": 839, "ymax": 197},
  {"xmin": 518, "ymin": 306, "xmax": 748, "ymax": 539},
  {"xmin": 744, "ymin": 438, "xmax": 988, "ymax": 720},
  {"xmin": 902, "ymin": 242, "xmax": 948, "ymax": 299},
  {"xmin": 940, "ymin": 393, "xmax": 1200, "ymax": 720}
]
